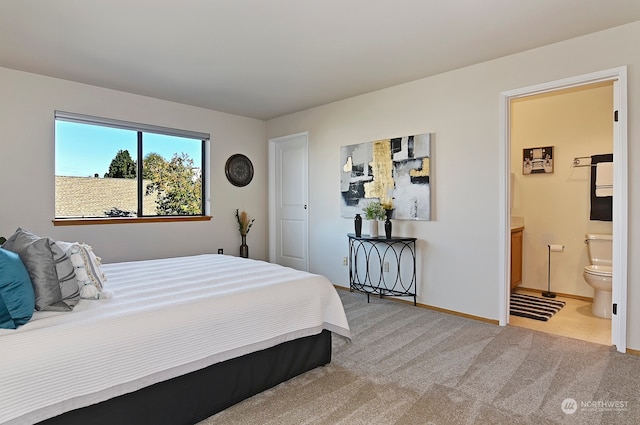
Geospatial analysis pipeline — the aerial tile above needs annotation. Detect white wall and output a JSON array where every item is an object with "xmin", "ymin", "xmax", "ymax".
[
  {"xmin": 266, "ymin": 22, "xmax": 640, "ymax": 349},
  {"xmin": 0, "ymin": 67, "xmax": 268, "ymax": 263},
  {"xmin": 511, "ymin": 83, "xmax": 613, "ymax": 298}
]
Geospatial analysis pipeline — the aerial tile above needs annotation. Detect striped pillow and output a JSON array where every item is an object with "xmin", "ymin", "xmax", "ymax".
[
  {"xmin": 2, "ymin": 229, "xmax": 79, "ymax": 311},
  {"xmin": 56, "ymin": 241, "xmax": 108, "ymax": 299}
]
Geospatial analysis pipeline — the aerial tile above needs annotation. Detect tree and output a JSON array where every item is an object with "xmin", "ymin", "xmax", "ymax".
[
  {"xmin": 104, "ymin": 150, "xmax": 136, "ymax": 178},
  {"xmin": 142, "ymin": 152, "xmax": 166, "ymax": 180},
  {"xmin": 143, "ymin": 152, "xmax": 202, "ymax": 215}
]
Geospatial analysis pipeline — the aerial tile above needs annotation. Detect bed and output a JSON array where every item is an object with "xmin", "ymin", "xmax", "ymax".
[{"xmin": 0, "ymin": 253, "xmax": 351, "ymax": 425}]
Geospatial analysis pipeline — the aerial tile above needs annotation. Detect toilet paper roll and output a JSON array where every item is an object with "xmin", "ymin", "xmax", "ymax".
[{"xmin": 549, "ymin": 244, "xmax": 564, "ymax": 252}]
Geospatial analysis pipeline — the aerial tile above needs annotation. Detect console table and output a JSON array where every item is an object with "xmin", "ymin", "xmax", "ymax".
[{"xmin": 348, "ymin": 234, "xmax": 417, "ymax": 305}]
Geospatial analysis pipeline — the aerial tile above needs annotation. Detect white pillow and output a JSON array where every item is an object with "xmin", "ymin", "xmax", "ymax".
[{"xmin": 56, "ymin": 241, "xmax": 110, "ymax": 299}]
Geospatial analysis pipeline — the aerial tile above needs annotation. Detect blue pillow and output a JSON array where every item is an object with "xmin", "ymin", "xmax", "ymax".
[{"xmin": 0, "ymin": 248, "xmax": 35, "ymax": 329}]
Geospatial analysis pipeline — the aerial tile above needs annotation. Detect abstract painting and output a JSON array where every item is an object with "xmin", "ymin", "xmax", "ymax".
[{"xmin": 340, "ymin": 133, "xmax": 432, "ymax": 220}]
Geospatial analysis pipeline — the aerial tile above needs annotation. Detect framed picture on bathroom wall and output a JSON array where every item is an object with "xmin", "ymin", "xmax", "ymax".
[{"xmin": 522, "ymin": 146, "xmax": 554, "ymax": 175}]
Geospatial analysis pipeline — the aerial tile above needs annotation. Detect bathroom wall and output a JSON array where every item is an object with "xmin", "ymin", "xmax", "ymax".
[{"xmin": 510, "ymin": 82, "xmax": 614, "ymax": 298}]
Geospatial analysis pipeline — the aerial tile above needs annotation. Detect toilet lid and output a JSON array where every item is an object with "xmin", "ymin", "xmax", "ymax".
[{"xmin": 585, "ymin": 265, "xmax": 612, "ymax": 277}]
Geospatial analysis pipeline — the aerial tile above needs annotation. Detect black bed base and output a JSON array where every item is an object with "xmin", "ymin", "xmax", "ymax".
[{"xmin": 39, "ymin": 330, "xmax": 331, "ymax": 425}]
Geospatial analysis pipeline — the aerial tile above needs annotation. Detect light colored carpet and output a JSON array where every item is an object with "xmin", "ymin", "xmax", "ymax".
[{"xmin": 199, "ymin": 290, "xmax": 640, "ymax": 424}]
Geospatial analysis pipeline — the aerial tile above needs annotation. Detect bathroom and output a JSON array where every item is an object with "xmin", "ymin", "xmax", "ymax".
[{"xmin": 509, "ymin": 81, "xmax": 613, "ymax": 344}]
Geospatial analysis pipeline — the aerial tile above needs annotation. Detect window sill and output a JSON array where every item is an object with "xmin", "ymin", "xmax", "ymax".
[{"xmin": 53, "ymin": 216, "xmax": 212, "ymax": 226}]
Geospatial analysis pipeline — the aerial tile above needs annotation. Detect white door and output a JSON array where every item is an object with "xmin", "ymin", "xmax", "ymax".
[
  {"xmin": 611, "ymin": 76, "xmax": 628, "ymax": 351},
  {"xmin": 268, "ymin": 132, "xmax": 309, "ymax": 271}
]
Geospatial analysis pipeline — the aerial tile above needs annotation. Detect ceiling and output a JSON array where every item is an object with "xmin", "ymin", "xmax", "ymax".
[{"xmin": 2, "ymin": 1, "xmax": 640, "ymax": 120}]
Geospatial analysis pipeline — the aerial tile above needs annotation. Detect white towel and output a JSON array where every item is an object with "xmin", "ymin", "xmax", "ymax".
[{"xmin": 595, "ymin": 162, "xmax": 613, "ymax": 197}]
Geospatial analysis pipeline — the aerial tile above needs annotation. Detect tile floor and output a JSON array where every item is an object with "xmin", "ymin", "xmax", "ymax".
[{"xmin": 509, "ymin": 288, "xmax": 611, "ymax": 346}]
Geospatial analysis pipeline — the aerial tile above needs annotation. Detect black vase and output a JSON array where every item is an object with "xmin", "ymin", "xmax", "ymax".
[
  {"xmin": 384, "ymin": 210, "xmax": 392, "ymax": 239},
  {"xmin": 354, "ymin": 214, "xmax": 362, "ymax": 237},
  {"xmin": 240, "ymin": 235, "xmax": 248, "ymax": 258}
]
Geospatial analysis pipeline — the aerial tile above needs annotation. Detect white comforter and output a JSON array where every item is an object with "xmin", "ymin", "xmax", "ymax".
[{"xmin": 0, "ymin": 254, "xmax": 350, "ymax": 425}]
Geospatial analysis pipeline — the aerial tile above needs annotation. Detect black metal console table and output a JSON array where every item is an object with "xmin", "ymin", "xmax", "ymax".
[{"xmin": 348, "ymin": 234, "xmax": 417, "ymax": 305}]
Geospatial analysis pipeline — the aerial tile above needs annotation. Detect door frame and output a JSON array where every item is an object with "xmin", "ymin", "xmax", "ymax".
[
  {"xmin": 498, "ymin": 66, "xmax": 628, "ymax": 352},
  {"xmin": 268, "ymin": 131, "xmax": 309, "ymax": 270}
]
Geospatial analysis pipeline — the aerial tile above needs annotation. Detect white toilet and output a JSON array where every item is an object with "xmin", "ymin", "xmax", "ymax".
[{"xmin": 583, "ymin": 233, "xmax": 613, "ymax": 319}]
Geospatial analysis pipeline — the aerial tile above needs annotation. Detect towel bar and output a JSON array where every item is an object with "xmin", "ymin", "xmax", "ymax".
[{"xmin": 572, "ymin": 156, "xmax": 597, "ymax": 167}]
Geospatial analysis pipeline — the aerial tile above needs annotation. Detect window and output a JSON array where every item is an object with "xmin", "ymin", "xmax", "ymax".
[{"xmin": 54, "ymin": 111, "xmax": 209, "ymax": 222}]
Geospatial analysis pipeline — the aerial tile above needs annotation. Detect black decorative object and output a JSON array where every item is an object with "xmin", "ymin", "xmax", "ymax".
[
  {"xmin": 225, "ymin": 154, "xmax": 254, "ymax": 187},
  {"xmin": 240, "ymin": 235, "xmax": 248, "ymax": 258},
  {"xmin": 384, "ymin": 218, "xmax": 392, "ymax": 239},
  {"xmin": 235, "ymin": 209, "xmax": 254, "ymax": 259},
  {"xmin": 384, "ymin": 210, "xmax": 393, "ymax": 239},
  {"xmin": 354, "ymin": 214, "xmax": 362, "ymax": 237}
]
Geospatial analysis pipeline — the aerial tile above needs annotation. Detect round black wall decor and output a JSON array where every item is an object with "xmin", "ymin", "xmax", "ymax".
[{"xmin": 225, "ymin": 154, "xmax": 254, "ymax": 187}]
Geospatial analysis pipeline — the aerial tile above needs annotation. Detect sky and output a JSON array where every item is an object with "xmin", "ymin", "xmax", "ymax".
[{"xmin": 55, "ymin": 121, "xmax": 202, "ymax": 177}]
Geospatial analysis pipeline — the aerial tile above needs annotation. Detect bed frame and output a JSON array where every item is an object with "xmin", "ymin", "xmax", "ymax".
[{"xmin": 38, "ymin": 330, "xmax": 331, "ymax": 425}]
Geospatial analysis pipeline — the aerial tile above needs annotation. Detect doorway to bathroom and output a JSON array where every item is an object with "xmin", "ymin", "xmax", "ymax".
[{"xmin": 499, "ymin": 67, "xmax": 628, "ymax": 353}]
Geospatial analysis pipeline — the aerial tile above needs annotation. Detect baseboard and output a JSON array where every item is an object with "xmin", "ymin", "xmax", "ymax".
[
  {"xmin": 334, "ymin": 285, "xmax": 499, "ymax": 325},
  {"xmin": 626, "ymin": 348, "xmax": 640, "ymax": 356},
  {"xmin": 417, "ymin": 302, "xmax": 499, "ymax": 325},
  {"xmin": 515, "ymin": 286, "xmax": 593, "ymax": 302}
]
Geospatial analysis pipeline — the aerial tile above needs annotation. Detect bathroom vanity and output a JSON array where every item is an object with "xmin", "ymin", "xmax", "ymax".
[{"xmin": 511, "ymin": 226, "xmax": 524, "ymax": 289}]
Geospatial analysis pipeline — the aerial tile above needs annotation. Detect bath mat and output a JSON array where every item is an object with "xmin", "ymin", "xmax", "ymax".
[{"xmin": 510, "ymin": 293, "xmax": 566, "ymax": 321}]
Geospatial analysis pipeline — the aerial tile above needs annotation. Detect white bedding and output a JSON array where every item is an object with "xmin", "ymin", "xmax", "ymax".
[{"xmin": 0, "ymin": 254, "xmax": 350, "ymax": 425}]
